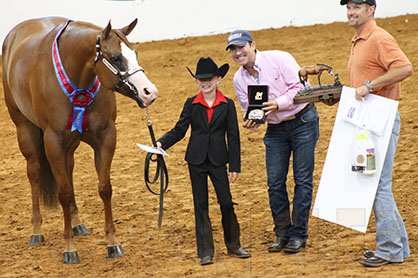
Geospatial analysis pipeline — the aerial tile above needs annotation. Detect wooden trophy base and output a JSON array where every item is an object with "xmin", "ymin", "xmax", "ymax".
[{"xmin": 294, "ymin": 85, "xmax": 342, "ymax": 104}]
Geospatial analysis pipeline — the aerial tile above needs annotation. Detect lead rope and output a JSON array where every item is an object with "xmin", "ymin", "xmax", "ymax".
[{"xmin": 144, "ymin": 108, "xmax": 169, "ymax": 228}]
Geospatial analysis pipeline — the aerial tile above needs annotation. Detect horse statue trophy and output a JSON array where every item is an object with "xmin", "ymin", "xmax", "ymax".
[
  {"xmin": 294, "ymin": 63, "xmax": 342, "ymax": 104},
  {"xmin": 2, "ymin": 17, "xmax": 158, "ymax": 264}
]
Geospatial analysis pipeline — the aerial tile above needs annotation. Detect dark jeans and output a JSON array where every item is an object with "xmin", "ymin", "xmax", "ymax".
[
  {"xmin": 263, "ymin": 105, "xmax": 319, "ymax": 241},
  {"xmin": 188, "ymin": 160, "xmax": 241, "ymax": 258}
]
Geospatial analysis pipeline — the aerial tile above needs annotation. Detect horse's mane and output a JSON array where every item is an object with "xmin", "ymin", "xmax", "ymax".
[
  {"xmin": 316, "ymin": 63, "xmax": 331, "ymax": 68},
  {"xmin": 68, "ymin": 20, "xmax": 135, "ymax": 50}
]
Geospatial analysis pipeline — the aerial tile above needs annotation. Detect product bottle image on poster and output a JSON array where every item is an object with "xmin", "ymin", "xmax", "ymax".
[
  {"xmin": 352, "ymin": 129, "xmax": 367, "ymax": 173},
  {"xmin": 364, "ymin": 133, "xmax": 376, "ymax": 175},
  {"xmin": 351, "ymin": 129, "xmax": 376, "ymax": 174}
]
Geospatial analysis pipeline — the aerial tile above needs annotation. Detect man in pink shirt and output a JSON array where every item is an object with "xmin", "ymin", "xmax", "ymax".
[{"xmin": 226, "ymin": 30, "xmax": 319, "ymax": 254}]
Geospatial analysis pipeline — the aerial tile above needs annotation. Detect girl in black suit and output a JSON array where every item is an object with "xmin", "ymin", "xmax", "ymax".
[{"xmin": 156, "ymin": 57, "xmax": 249, "ymax": 265}]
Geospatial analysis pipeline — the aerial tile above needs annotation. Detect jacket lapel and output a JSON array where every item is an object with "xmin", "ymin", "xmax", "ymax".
[
  {"xmin": 209, "ymin": 102, "xmax": 225, "ymax": 126},
  {"xmin": 197, "ymin": 104, "xmax": 210, "ymax": 128}
]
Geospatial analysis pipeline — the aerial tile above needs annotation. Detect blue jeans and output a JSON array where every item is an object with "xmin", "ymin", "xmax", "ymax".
[
  {"xmin": 373, "ymin": 112, "xmax": 409, "ymax": 263},
  {"xmin": 263, "ymin": 105, "xmax": 319, "ymax": 241}
]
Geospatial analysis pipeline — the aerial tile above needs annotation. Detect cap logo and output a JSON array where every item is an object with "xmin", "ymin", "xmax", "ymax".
[{"xmin": 228, "ymin": 33, "xmax": 242, "ymax": 41}]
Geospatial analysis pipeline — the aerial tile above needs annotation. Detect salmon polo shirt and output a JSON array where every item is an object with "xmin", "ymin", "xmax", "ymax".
[
  {"xmin": 193, "ymin": 89, "xmax": 227, "ymax": 123},
  {"xmin": 348, "ymin": 20, "xmax": 411, "ymax": 100}
]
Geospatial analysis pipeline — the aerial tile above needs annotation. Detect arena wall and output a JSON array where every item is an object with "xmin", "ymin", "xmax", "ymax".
[{"xmin": 1, "ymin": 0, "xmax": 418, "ymax": 53}]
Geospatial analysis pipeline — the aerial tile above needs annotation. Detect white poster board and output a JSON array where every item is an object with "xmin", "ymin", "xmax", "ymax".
[{"xmin": 312, "ymin": 87, "xmax": 398, "ymax": 233}]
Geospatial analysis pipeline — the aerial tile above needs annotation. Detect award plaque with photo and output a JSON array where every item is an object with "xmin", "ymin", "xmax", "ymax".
[{"xmin": 244, "ymin": 85, "xmax": 268, "ymax": 124}]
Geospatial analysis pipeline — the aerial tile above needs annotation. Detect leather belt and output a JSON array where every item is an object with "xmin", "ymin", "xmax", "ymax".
[{"xmin": 283, "ymin": 102, "xmax": 314, "ymax": 121}]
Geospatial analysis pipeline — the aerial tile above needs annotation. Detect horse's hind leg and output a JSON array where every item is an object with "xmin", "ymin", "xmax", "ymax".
[
  {"xmin": 91, "ymin": 126, "xmax": 124, "ymax": 258},
  {"xmin": 11, "ymin": 116, "xmax": 48, "ymax": 245},
  {"xmin": 70, "ymin": 202, "xmax": 89, "ymax": 236},
  {"xmin": 43, "ymin": 130, "xmax": 80, "ymax": 264},
  {"xmin": 67, "ymin": 152, "xmax": 89, "ymax": 236}
]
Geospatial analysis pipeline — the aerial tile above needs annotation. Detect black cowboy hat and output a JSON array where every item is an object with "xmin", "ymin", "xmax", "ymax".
[{"xmin": 186, "ymin": 57, "xmax": 229, "ymax": 79}]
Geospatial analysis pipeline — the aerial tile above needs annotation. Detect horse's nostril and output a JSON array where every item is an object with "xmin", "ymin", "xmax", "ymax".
[{"xmin": 144, "ymin": 88, "xmax": 150, "ymax": 95}]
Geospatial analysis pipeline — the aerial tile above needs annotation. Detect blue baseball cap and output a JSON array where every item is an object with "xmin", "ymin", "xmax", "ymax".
[
  {"xmin": 225, "ymin": 30, "xmax": 253, "ymax": 50},
  {"xmin": 340, "ymin": 0, "xmax": 376, "ymax": 6}
]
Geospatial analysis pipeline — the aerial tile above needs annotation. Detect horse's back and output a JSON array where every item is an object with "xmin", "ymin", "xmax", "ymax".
[
  {"xmin": 2, "ymin": 17, "xmax": 69, "ymax": 126},
  {"xmin": 3, "ymin": 17, "xmax": 68, "ymax": 63},
  {"xmin": 3, "ymin": 17, "xmax": 69, "ymax": 77}
]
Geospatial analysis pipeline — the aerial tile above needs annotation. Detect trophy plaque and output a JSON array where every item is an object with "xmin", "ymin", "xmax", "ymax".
[
  {"xmin": 244, "ymin": 85, "xmax": 268, "ymax": 124},
  {"xmin": 294, "ymin": 64, "xmax": 343, "ymax": 104}
]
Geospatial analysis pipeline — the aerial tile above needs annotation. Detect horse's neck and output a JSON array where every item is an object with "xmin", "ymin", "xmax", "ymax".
[{"xmin": 58, "ymin": 27, "xmax": 99, "ymax": 88}]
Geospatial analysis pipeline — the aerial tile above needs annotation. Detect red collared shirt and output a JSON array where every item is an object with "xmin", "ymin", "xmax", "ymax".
[{"xmin": 192, "ymin": 89, "xmax": 227, "ymax": 123}]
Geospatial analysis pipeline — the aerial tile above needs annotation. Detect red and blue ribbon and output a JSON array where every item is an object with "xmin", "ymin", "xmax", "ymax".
[{"xmin": 52, "ymin": 20, "xmax": 101, "ymax": 133}]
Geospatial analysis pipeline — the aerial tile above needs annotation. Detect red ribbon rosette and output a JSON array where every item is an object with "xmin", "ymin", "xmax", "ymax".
[
  {"xmin": 66, "ymin": 90, "xmax": 94, "ymax": 132},
  {"xmin": 72, "ymin": 90, "xmax": 93, "ymax": 107}
]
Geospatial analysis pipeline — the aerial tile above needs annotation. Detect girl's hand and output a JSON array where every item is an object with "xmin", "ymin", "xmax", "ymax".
[
  {"xmin": 156, "ymin": 141, "xmax": 162, "ymax": 151},
  {"xmin": 229, "ymin": 172, "xmax": 239, "ymax": 183}
]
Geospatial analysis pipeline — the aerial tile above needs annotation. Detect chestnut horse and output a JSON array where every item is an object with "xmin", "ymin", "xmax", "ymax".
[
  {"xmin": 298, "ymin": 63, "xmax": 333, "ymax": 87},
  {"xmin": 2, "ymin": 17, "xmax": 158, "ymax": 264}
]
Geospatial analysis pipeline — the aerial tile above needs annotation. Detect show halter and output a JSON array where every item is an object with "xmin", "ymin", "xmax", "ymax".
[
  {"xmin": 94, "ymin": 35, "xmax": 144, "ymax": 95},
  {"xmin": 52, "ymin": 20, "xmax": 101, "ymax": 133}
]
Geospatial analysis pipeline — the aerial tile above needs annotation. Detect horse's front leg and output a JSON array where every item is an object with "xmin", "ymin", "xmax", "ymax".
[
  {"xmin": 43, "ymin": 130, "xmax": 80, "ymax": 264},
  {"xmin": 93, "ymin": 125, "xmax": 125, "ymax": 258},
  {"xmin": 298, "ymin": 72, "xmax": 305, "ymax": 87}
]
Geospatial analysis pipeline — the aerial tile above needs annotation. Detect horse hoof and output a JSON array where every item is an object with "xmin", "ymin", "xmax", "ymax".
[
  {"xmin": 30, "ymin": 234, "xmax": 45, "ymax": 246},
  {"xmin": 63, "ymin": 251, "xmax": 80, "ymax": 264},
  {"xmin": 73, "ymin": 224, "xmax": 89, "ymax": 236},
  {"xmin": 107, "ymin": 244, "xmax": 125, "ymax": 258}
]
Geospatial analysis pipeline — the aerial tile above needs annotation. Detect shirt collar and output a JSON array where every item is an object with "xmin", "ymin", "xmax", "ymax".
[
  {"xmin": 192, "ymin": 89, "xmax": 227, "ymax": 108},
  {"xmin": 352, "ymin": 20, "xmax": 376, "ymax": 43}
]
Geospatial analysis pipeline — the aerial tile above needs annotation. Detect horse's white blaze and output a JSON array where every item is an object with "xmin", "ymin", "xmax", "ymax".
[
  {"xmin": 121, "ymin": 43, "xmax": 158, "ymax": 106},
  {"xmin": 121, "ymin": 43, "xmax": 139, "ymax": 70}
]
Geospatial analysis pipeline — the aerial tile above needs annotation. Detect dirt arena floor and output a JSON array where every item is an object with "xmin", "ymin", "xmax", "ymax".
[{"xmin": 1, "ymin": 14, "xmax": 417, "ymax": 278}]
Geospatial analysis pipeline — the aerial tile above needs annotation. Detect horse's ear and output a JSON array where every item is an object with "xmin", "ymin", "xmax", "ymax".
[
  {"xmin": 103, "ymin": 20, "xmax": 112, "ymax": 40},
  {"xmin": 120, "ymin": 18, "xmax": 138, "ymax": 36}
]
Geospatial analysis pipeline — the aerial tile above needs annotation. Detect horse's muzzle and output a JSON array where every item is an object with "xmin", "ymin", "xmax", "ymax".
[
  {"xmin": 135, "ymin": 87, "xmax": 158, "ymax": 108},
  {"xmin": 139, "ymin": 85, "xmax": 158, "ymax": 107}
]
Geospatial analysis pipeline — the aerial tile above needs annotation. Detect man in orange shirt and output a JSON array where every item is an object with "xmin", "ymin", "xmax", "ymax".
[{"xmin": 340, "ymin": 0, "xmax": 413, "ymax": 267}]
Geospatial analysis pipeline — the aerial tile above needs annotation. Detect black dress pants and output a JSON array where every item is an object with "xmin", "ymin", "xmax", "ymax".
[{"xmin": 188, "ymin": 160, "xmax": 241, "ymax": 258}]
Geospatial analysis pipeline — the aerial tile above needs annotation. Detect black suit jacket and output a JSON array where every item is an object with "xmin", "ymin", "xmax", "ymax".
[{"xmin": 158, "ymin": 94, "xmax": 241, "ymax": 172}]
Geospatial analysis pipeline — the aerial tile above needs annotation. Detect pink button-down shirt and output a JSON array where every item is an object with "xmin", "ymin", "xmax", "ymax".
[{"xmin": 233, "ymin": 50, "xmax": 307, "ymax": 124}]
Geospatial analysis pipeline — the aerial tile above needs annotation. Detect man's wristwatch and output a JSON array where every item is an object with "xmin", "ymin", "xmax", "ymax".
[{"xmin": 364, "ymin": 80, "xmax": 374, "ymax": 92}]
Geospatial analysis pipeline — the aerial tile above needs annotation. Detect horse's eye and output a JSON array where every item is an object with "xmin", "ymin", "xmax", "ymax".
[{"xmin": 110, "ymin": 54, "xmax": 123, "ymax": 65}]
